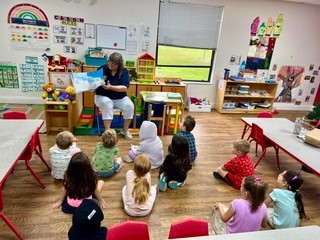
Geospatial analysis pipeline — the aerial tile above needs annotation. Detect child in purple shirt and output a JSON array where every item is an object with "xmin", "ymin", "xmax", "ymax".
[{"xmin": 213, "ymin": 176, "xmax": 268, "ymax": 234}]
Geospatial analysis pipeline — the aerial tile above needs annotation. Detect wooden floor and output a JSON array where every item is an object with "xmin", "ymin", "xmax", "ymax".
[{"xmin": 1, "ymin": 110, "xmax": 319, "ymax": 240}]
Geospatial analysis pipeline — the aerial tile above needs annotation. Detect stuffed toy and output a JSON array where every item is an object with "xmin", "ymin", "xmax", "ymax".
[
  {"xmin": 42, "ymin": 82, "xmax": 59, "ymax": 101},
  {"xmin": 57, "ymin": 85, "xmax": 76, "ymax": 103}
]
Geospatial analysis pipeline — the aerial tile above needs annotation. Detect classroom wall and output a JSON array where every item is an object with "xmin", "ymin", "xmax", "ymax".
[{"xmin": 0, "ymin": 0, "xmax": 319, "ymax": 111}]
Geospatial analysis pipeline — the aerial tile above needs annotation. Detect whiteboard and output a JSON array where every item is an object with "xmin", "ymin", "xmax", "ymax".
[{"xmin": 96, "ymin": 24, "xmax": 127, "ymax": 50}]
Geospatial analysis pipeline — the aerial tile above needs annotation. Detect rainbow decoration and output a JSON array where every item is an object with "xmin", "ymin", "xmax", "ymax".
[{"xmin": 7, "ymin": 3, "xmax": 49, "ymax": 27}]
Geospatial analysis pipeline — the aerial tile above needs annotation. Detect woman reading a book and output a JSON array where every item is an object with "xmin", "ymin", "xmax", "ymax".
[{"xmin": 95, "ymin": 52, "xmax": 134, "ymax": 140}]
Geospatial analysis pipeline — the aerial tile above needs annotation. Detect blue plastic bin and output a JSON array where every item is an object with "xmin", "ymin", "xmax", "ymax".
[{"xmin": 84, "ymin": 55, "xmax": 108, "ymax": 66}]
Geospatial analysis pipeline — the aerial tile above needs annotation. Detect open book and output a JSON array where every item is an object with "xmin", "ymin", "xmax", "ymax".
[{"xmin": 71, "ymin": 68, "xmax": 105, "ymax": 93}]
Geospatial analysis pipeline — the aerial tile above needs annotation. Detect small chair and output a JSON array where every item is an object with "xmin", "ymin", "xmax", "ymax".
[
  {"xmin": 18, "ymin": 129, "xmax": 51, "ymax": 188},
  {"xmin": 165, "ymin": 102, "xmax": 184, "ymax": 134},
  {"xmin": 94, "ymin": 104, "xmax": 122, "ymax": 136},
  {"xmin": 131, "ymin": 94, "xmax": 144, "ymax": 129},
  {"xmin": 2, "ymin": 111, "xmax": 27, "ymax": 119},
  {"xmin": 241, "ymin": 111, "xmax": 273, "ymax": 139},
  {"xmin": 147, "ymin": 102, "xmax": 166, "ymax": 136},
  {"xmin": 106, "ymin": 221, "xmax": 150, "ymax": 240},
  {"xmin": 248, "ymin": 123, "xmax": 280, "ymax": 169},
  {"xmin": 168, "ymin": 217, "xmax": 209, "ymax": 239}
]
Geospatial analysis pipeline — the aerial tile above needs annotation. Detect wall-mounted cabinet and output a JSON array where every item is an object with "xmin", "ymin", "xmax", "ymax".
[{"xmin": 215, "ymin": 79, "xmax": 278, "ymax": 113}]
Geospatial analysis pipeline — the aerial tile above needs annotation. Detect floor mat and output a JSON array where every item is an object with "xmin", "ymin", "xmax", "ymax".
[{"xmin": 73, "ymin": 109, "xmax": 142, "ymax": 136}]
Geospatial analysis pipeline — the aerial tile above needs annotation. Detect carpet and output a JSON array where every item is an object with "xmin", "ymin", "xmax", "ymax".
[
  {"xmin": 73, "ymin": 109, "xmax": 142, "ymax": 136},
  {"xmin": 0, "ymin": 103, "xmax": 46, "ymax": 133}
]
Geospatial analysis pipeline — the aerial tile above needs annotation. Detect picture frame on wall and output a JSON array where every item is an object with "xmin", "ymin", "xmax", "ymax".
[
  {"xmin": 53, "ymin": 25, "xmax": 67, "ymax": 34},
  {"xmin": 49, "ymin": 72, "xmax": 71, "ymax": 89},
  {"xmin": 63, "ymin": 45, "xmax": 77, "ymax": 54},
  {"xmin": 54, "ymin": 35, "xmax": 68, "ymax": 44},
  {"xmin": 70, "ymin": 36, "xmax": 84, "ymax": 45},
  {"xmin": 70, "ymin": 27, "xmax": 84, "ymax": 36}
]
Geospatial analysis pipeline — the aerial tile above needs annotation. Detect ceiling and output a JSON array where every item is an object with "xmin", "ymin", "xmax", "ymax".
[{"xmin": 276, "ymin": 0, "xmax": 320, "ymax": 5}]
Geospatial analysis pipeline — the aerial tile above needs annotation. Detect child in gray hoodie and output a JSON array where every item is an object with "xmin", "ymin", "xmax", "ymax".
[{"xmin": 124, "ymin": 121, "xmax": 164, "ymax": 169}]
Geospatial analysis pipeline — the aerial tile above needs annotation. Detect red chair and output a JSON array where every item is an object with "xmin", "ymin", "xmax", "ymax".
[
  {"xmin": 168, "ymin": 217, "xmax": 209, "ymax": 239},
  {"xmin": 106, "ymin": 221, "xmax": 150, "ymax": 240},
  {"xmin": 2, "ymin": 111, "xmax": 27, "ymax": 119},
  {"xmin": 2, "ymin": 111, "xmax": 42, "ymax": 154},
  {"xmin": 241, "ymin": 111, "xmax": 273, "ymax": 139},
  {"xmin": 248, "ymin": 123, "xmax": 280, "ymax": 169}
]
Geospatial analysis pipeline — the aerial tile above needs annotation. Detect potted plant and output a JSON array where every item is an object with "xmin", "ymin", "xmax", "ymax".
[{"xmin": 306, "ymin": 102, "xmax": 320, "ymax": 125}]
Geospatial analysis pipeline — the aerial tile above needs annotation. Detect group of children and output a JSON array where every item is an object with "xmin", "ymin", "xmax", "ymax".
[
  {"xmin": 49, "ymin": 115, "xmax": 308, "ymax": 239},
  {"xmin": 212, "ymin": 139, "xmax": 308, "ymax": 234}
]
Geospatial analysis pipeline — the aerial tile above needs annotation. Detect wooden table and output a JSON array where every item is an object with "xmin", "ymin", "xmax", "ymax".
[
  {"xmin": 169, "ymin": 225, "xmax": 320, "ymax": 240},
  {"xmin": 141, "ymin": 91, "xmax": 184, "ymax": 134},
  {"xmin": 241, "ymin": 117, "xmax": 320, "ymax": 175},
  {"xmin": 0, "ymin": 119, "xmax": 44, "ymax": 239}
]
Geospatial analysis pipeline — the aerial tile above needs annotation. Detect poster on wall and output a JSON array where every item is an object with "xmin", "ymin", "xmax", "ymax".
[
  {"xmin": 275, "ymin": 66, "xmax": 304, "ymax": 103},
  {"xmin": 20, "ymin": 64, "xmax": 45, "ymax": 92},
  {"xmin": 7, "ymin": 4, "xmax": 51, "ymax": 51},
  {"xmin": 0, "ymin": 65, "xmax": 19, "ymax": 88},
  {"xmin": 126, "ymin": 24, "xmax": 138, "ymax": 55}
]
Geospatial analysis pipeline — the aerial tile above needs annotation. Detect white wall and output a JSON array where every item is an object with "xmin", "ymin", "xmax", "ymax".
[{"xmin": 1, "ymin": 0, "xmax": 319, "ymax": 111}]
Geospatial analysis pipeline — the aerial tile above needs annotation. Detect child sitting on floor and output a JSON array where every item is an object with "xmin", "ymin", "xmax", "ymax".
[
  {"xmin": 213, "ymin": 176, "xmax": 268, "ymax": 234},
  {"xmin": 213, "ymin": 139, "xmax": 255, "ymax": 190},
  {"xmin": 264, "ymin": 170, "xmax": 308, "ymax": 229},
  {"xmin": 122, "ymin": 154, "xmax": 157, "ymax": 217},
  {"xmin": 177, "ymin": 115, "xmax": 198, "ymax": 162},
  {"xmin": 124, "ymin": 121, "xmax": 164, "ymax": 169},
  {"xmin": 158, "ymin": 135, "xmax": 192, "ymax": 191},
  {"xmin": 92, "ymin": 129, "xmax": 123, "ymax": 177},
  {"xmin": 49, "ymin": 131, "xmax": 80, "ymax": 180},
  {"xmin": 68, "ymin": 199, "xmax": 107, "ymax": 240},
  {"xmin": 52, "ymin": 152, "xmax": 107, "ymax": 214}
]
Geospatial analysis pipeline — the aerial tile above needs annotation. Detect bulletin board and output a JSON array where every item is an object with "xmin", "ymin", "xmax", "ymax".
[{"xmin": 96, "ymin": 24, "xmax": 126, "ymax": 50}]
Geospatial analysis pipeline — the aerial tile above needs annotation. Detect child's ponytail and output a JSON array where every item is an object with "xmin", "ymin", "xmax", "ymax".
[
  {"xmin": 133, "ymin": 177, "xmax": 150, "ymax": 205},
  {"xmin": 284, "ymin": 170, "xmax": 308, "ymax": 220},
  {"xmin": 243, "ymin": 176, "xmax": 268, "ymax": 211}
]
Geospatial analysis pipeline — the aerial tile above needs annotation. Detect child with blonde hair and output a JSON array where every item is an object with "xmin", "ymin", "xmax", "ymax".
[
  {"xmin": 92, "ymin": 129, "xmax": 123, "ymax": 177},
  {"xmin": 122, "ymin": 154, "xmax": 157, "ymax": 217},
  {"xmin": 265, "ymin": 170, "xmax": 308, "ymax": 229},
  {"xmin": 50, "ymin": 130, "xmax": 80, "ymax": 180},
  {"xmin": 213, "ymin": 176, "xmax": 268, "ymax": 234},
  {"xmin": 213, "ymin": 139, "xmax": 254, "ymax": 190}
]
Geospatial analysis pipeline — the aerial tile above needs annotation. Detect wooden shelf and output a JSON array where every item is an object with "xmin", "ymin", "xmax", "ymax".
[{"xmin": 215, "ymin": 79, "xmax": 278, "ymax": 114}]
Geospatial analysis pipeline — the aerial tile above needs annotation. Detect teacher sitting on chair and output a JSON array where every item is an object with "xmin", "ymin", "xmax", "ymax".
[{"xmin": 95, "ymin": 52, "xmax": 134, "ymax": 140}]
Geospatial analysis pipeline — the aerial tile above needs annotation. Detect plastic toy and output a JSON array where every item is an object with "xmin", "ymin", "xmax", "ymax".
[
  {"xmin": 42, "ymin": 82, "xmax": 59, "ymax": 101},
  {"xmin": 57, "ymin": 85, "xmax": 76, "ymax": 103}
]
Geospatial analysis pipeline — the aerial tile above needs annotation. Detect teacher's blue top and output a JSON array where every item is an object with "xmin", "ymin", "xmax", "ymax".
[{"xmin": 95, "ymin": 64, "xmax": 130, "ymax": 100}]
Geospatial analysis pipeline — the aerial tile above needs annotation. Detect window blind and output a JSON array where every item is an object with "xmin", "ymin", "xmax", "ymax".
[{"xmin": 158, "ymin": 1, "xmax": 223, "ymax": 49}]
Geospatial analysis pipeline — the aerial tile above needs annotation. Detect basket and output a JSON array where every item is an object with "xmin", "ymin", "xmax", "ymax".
[{"xmin": 84, "ymin": 55, "xmax": 108, "ymax": 66}]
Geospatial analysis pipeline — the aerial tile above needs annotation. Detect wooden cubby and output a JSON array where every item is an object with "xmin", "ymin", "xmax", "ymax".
[
  {"xmin": 45, "ymin": 101, "xmax": 75, "ymax": 134},
  {"xmin": 215, "ymin": 79, "xmax": 278, "ymax": 114},
  {"xmin": 137, "ymin": 59, "xmax": 155, "ymax": 80}
]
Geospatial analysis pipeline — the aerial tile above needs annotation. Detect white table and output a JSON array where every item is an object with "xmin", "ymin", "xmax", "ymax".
[
  {"xmin": 0, "ymin": 119, "xmax": 44, "ymax": 240},
  {"xmin": 241, "ymin": 118, "xmax": 320, "ymax": 175},
  {"xmin": 170, "ymin": 225, "xmax": 320, "ymax": 240}
]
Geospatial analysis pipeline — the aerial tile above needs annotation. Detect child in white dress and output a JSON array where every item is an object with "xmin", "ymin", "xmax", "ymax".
[{"xmin": 124, "ymin": 121, "xmax": 164, "ymax": 169}]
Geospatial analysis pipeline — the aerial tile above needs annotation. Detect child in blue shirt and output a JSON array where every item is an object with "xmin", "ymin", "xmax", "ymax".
[{"xmin": 177, "ymin": 115, "xmax": 197, "ymax": 162}]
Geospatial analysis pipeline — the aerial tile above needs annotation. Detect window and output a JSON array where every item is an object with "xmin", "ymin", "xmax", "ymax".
[{"xmin": 156, "ymin": 1, "xmax": 223, "ymax": 82}]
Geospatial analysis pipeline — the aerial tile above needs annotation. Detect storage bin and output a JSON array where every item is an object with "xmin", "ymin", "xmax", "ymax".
[
  {"xmin": 84, "ymin": 55, "xmax": 108, "ymax": 66},
  {"xmin": 189, "ymin": 103, "xmax": 212, "ymax": 112}
]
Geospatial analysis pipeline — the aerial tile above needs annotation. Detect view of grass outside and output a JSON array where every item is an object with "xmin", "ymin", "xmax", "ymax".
[{"xmin": 156, "ymin": 45, "xmax": 214, "ymax": 82}]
